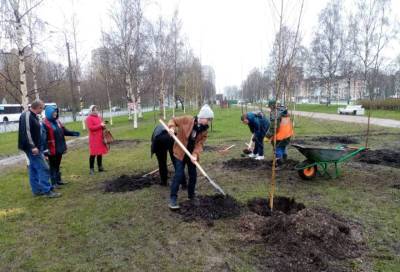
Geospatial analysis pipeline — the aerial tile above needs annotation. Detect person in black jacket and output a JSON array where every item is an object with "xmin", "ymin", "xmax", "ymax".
[
  {"xmin": 151, "ymin": 124, "xmax": 186, "ymax": 187},
  {"xmin": 18, "ymin": 100, "xmax": 60, "ymax": 198},
  {"xmin": 41, "ymin": 106, "xmax": 80, "ymax": 187}
]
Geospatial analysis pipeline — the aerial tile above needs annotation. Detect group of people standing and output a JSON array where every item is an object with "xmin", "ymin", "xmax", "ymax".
[
  {"xmin": 151, "ymin": 101, "xmax": 293, "ymax": 210},
  {"xmin": 18, "ymin": 99, "xmax": 290, "ymax": 208},
  {"xmin": 18, "ymin": 100, "xmax": 108, "ymax": 198}
]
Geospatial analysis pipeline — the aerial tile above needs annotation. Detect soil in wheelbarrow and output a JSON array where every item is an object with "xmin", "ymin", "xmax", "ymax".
[
  {"xmin": 238, "ymin": 197, "xmax": 366, "ymax": 272},
  {"xmin": 104, "ymin": 173, "xmax": 159, "ymax": 193},
  {"xmin": 223, "ymin": 158, "xmax": 299, "ymax": 170},
  {"xmin": 176, "ymin": 194, "xmax": 243, "ymax": 226},
  {"xmin": 356, "ymin": 149, "xmax": 400, "ymax": 169}
]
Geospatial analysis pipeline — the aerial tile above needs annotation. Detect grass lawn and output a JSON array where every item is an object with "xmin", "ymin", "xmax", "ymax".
[
  {"xmin": 0, "ymin": 108, "xmax": 399, "ymax": 271},
  {"xmin": 294, "ymin": 104, "xmax": 400, "ymax": 121}
]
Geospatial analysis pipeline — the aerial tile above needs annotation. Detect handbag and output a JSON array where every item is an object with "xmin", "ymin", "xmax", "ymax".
[{"xmin": 103, "ymin": 129, "xmax": 114, "ymax": 148}]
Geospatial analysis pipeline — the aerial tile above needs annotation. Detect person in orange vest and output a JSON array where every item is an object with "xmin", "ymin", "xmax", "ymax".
[{"xmin": 266, "ymin": 100, "xmax": 294, "ymax": 168}]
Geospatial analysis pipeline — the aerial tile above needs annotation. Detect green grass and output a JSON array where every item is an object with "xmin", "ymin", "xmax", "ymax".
[
  {"xmin": 294, "ymin": 104, "xmax": 400, "ymax": 120},
  {"xmin": 0, "ymin": 107, "xmax": 399, "ymax": 271}
]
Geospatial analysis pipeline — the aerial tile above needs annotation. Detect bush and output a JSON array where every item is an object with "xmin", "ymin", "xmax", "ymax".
[{"xmin": 358, "ymin": 98, "xmax": 400, "ymax": 111}]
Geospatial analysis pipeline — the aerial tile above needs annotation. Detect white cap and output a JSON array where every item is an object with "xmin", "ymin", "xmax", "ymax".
[
  {"xmin": 198, "ymin": 104, "xmax": 214, "ymax": 119},
  {"xmin": 89, "ymin": 105, "xmax": 97, "ymax": 112}
]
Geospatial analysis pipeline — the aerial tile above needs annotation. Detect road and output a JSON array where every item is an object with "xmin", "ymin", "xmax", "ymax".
[{"xmin": 292, "ymin": 110, "xmax": 400, "ymax": 128}]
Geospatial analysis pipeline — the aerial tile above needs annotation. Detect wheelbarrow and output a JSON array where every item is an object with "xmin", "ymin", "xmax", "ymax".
[{"xmin": 291, "ymin": 144, "xmax": 366, "ymax": 180}]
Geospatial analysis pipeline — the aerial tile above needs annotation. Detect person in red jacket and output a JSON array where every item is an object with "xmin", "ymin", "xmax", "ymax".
[{"xmin": 86, "ymin": 105, "xmax": 108, "ymax": 175}]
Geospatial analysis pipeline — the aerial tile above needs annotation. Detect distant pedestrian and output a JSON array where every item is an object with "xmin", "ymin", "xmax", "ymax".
[
  {"xmin": 41, "ymin": 106, "xmax": 80, "ymax": 187},
  {"xmin": 86, "ymin": 105, "xmax": 108, "ymax": 175},
  {"xmin": 241, "ymin": 111, "xmax": 270, "ymax": 160},
  {"xmin": 151, "ymin": 124, "xmax": 187, "ymax": 187},
  {"xmin": 167, "ymin": 104, "xmax": 214, "ymax": 210},
  {"xmin": 18, "ymin": 100, "xmax": 60, "ymax": 198}
]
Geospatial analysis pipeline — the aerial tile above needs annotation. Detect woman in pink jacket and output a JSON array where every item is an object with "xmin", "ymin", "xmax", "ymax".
[{"xmin": 86, "ymin": 105, "xmax": 108, "ymax": 175}]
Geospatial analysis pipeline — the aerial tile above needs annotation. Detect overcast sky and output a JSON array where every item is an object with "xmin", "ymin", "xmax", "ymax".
[{"xmin": 39, "ymin": 0, "xmax": 400, "ymax": 93}]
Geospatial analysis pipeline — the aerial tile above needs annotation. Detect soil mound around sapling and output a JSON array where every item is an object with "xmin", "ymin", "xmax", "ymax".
[
  {"xmin": 240, "ymin": 197, "xmax": 366, "ymax": 272},
  {"xmin": 223, "ymin": 158, "xmax": 298, "ymax": 170},
  {"xmin": 177, "ymin": 195, "xmax": 242, "ymax": 225},
  {"xmin": 356, "ymin": 149, "xmax": 400, "ymax": 168},
  {"xmin": 104, "ymin": 174, "xmax": 158, "ymax": 193},
  {"xmin": 247, "ymin": 196, "xmax": 305, "ymax": 216},
  {"xmin": 311, "ymin": 135, "xmax": 360, "ymax": 144}
]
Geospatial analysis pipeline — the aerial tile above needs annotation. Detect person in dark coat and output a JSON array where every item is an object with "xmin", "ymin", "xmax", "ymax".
[
  {"xmin": 41, "ymin": 106, "xmax": 80, "ymax": 186},
  {"xmin": 18, "ymin": 100, "xmax": 60, "ymax": 198},
  {"xmin": 241, "ymin": 111, "xmax": 270, "ymax": 160},
  {"xmin": 151, "ymin": 124, "xmax": 183, "ymax": 186}
]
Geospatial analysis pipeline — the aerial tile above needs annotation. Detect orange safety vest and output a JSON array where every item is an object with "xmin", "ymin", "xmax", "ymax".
[{"xmin": 275, "ymin": 116, "xmax": 294, "ymax": 141}]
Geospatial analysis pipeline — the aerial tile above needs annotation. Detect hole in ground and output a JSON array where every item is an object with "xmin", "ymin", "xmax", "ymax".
[
  {"xmin": 177, "ymin": 194, "xmax": 242, "ymax": 225},
  {"xmin": 104, "ymin": 174, "xmax": 159, "ymax": 193},
  {"xmin": 247, "ymin": 196, "xmax": 305, "ymax": 217}
]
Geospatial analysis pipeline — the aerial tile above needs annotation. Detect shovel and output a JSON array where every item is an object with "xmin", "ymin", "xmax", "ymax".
[{"xmin": 159, "ymin": 119, "xmax": 226, "ymax": 196}]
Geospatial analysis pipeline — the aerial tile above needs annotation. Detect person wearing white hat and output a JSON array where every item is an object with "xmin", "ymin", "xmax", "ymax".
[{"xmin": 166, "ymin": 104, "xmax": 214, "ymax": 210}]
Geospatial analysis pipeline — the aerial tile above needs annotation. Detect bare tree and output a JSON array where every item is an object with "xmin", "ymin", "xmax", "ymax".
[
  {"xmin": 0, "ymin": 0, "xmax": 44, "ymax": 109},
  {"xmin": 268, "ymin": 0, "xmax": 304, "ymax": 209},
  {"xmin": 350, "ymin": 0, "xmax": 397, "ymax": 146},
  {"xmin": 105, "ymin": 0, "xmax": 144, "ymax": 128},
  {"xmin": 310, "ymin": 0, "xmax": 346, "ymax": 105}
]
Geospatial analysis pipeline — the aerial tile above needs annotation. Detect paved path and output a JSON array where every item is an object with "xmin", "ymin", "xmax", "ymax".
[
  {"xmin": 0, "ymin": 136, "xmax": 88, "ymax": 170},
  {"xmin": 292, "ymin": 110, "xmax": 400, "ymax": 128}
]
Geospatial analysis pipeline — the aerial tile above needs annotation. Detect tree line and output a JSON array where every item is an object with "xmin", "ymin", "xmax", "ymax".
[
  {"xmin": 237, "ymin": 0, "xmax": 400, "ymax": 105},
  {"xmin": 0, "ymin": 0, "xmax": 216, "ymax": 127}
]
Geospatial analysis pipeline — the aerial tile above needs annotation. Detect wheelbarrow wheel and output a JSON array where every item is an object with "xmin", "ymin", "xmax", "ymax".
[{"xmin": 298, "ymin": 165, "xmax": 317, "ymax": 180}]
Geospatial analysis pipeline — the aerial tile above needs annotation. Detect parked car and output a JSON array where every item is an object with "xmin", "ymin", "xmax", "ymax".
[
  {"xmin": 79, "ymin": 108, "xmax": 90, "ymax": 116},
  {"xmin": 337, "ymin": 105, "xmax": 365, "ymax": 115},
  {"xmin": 111, "ymin": 106, "xmax": 121, "ymax": 112}
]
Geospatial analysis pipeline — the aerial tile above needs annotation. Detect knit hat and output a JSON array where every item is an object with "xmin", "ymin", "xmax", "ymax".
[
  {"xmin": 89, "ymin": 105, "xmax": 97, "ymax": 112},
  {"xmin": 198, "ymin": 104, "xmax": 214, "ymax": 119}
]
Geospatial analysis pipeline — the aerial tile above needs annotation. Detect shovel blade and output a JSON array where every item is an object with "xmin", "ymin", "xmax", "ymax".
[{"xmin": 205, "ymin": 176, "xmax": 226, "ymax": 196}]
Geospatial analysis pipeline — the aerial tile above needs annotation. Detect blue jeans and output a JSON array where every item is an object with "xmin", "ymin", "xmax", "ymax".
[
  {"xmin": 252, "ymin": 135, "xmax": 264, "ymax": 156},
  {"xmin": 26, "ymin": 151, "xmax": 52, "ymax": 195},
  {"xmin": 170, "ymin": 156, "xmax": 197, "ymax": 201},
  {"xmin": 275, "ymin": 141, "xmax": 288, "ymax": 160}
]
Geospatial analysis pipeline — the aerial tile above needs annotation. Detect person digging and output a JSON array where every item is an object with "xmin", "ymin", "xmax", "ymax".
[
  {"xmin": 241, "ymin": 112, "xmax": 270, "ymax": 160},
  {"xmin": 166, "ymin": 104, "xmax": 214, "ymax": 210},
  {"xmin": 266, "ymin": 100, "xmax": 294, "ymax": 169},
  {"xmin": 151, "ymin": 124, "xmax": 187, "ymax": 188}
]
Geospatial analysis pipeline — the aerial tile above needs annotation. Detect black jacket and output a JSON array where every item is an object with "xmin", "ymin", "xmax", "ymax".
[
  {"xmin": 18, "ymin": 110, "xmax": 41, "ymax": 152},
  {"xmin": 151, "ymin": 124, "xmax": 174, "ymax": 156}
]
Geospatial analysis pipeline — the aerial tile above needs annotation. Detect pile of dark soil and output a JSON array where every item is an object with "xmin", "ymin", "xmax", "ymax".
[
  {"xmin": 239, "ymin": 197, "xmax": 365, "ymax": 272},
  {"xmin": 104, "ymin": 174, "xmax": 158, "ymax": 193},
  {"xmin": 356, "ymin": 149, "xmax": 400, "ymax": 168},
  {"xmin": 177, "ymin": 195, "xmax": 242, "ymax": 225},
  {"xmin": 247, "ymin": 196, "xmax": 305, "ymax": 216},
  {"xmin": 311, "ymin": 135, "xmax": 360, "ymax": 144},
  {"xmin": 223, "ymin": 158, "xmax": 298, "ymax": 170},
  {"xmin": 391, "ymin": 184, "xmax": 400, "ymax": 190}
]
